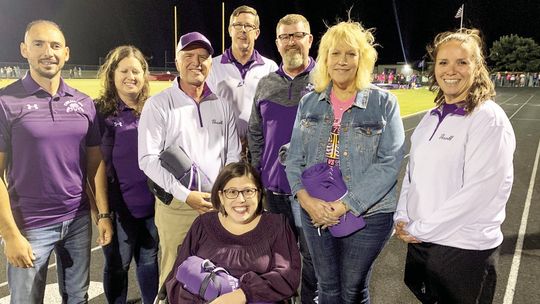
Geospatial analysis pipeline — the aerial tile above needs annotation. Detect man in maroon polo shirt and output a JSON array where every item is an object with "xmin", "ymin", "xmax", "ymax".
[{"xmin": 0, "ymin": 20, "xmax": 113, "ymax": 303}]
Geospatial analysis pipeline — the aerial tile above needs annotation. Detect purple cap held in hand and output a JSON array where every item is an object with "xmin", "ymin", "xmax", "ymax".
[
  {"xmin": 301, "ymin": 162, "xmax": 366, "ymax": 238},
  {"xmin": 177, "ymin": 32, "xmax": 214, "ymax": 55}
]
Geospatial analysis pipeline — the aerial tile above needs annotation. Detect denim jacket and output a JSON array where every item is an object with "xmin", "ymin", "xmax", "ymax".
[{"xmin": 285, "ymin": 83, "xmax": 405, "ymax": 216}]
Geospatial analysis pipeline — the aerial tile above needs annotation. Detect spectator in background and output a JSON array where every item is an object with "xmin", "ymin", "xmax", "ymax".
[
  {"xmin": 0, "ymin": 19, "xmax": 112, "ymax": 303},
  {"xmin": 95, "ymin": 45, "xmax": 159, "ymax": 304},
  {"xmin": 206, "ymin": 5, "xmax": 278, "ymax": 158},
  {"xmin": 248, "ymin": 13, "xmax": 317, "ymax": 304},
  {"xmin": 395, "ymin": 28, "xmax": 515, "ymax": 304}
]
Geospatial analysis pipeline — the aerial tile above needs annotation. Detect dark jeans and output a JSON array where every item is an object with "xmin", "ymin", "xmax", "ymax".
[
  {"xmin": 266, "ymin": 190, "xmax": 318, "ymax": 304},
  {"xmin": 301, "ymin": 211, "xmax": 394, "ymax": 304},
  {"xmin": 103, "ymin": 213, "xmax": 159, "ymax": 304},
  {"xmin": 405, "ymin": 242, "xmax": 498, "ymax": 304}
]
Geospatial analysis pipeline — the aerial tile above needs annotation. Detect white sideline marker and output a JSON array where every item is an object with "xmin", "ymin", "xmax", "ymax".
[{"xmin": 503, "ymin": 138, "xmax": 540, "ymax": 304}]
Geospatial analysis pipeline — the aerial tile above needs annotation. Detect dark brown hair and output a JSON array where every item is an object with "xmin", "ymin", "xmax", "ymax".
[{"xmin": 211, "ymin": 162, "xmax": 264, "ymax": 216}]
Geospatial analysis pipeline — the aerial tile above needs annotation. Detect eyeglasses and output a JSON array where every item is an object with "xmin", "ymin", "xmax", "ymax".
[
  {"xmin": 231, "ymin": 23, "xmax": 257, "ymax": 32},
  {"xmin": 277, "ymin": 32, "xmax": 310, "ymax": 42},
  {"xmin": 221, "ymin": 188, "xmax": 258, "ymax": 199}
]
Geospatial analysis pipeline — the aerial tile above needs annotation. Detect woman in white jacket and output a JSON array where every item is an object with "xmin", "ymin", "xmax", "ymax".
[{"xmin": 394, "ymin": 28, "xmax": 516, "ymax": 304}]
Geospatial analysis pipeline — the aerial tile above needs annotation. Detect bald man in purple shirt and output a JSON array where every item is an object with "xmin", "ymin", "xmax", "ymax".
[{"xmin": 0, "ymin": 20, "xmax": 112, "ymax": 303}]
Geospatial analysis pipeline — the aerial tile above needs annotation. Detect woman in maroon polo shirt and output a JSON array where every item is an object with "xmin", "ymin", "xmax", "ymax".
[
  {"xmin": 164, "ymin": 162, "xmax": 301, "ymax": 304},
  {"xmin": 94, "ymin": 45, "xmax": 159, "ymax": 304}
]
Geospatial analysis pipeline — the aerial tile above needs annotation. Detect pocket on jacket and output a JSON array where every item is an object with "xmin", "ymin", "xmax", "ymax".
[{"xmin": 352, "ymin": 121, "xmax": 385, "ymax": 152}]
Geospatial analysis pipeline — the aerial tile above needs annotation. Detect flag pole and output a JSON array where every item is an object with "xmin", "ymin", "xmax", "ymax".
[
  {"xmin": 222, "ymin": 1, "xmax": 225, "ymax": 53},
  {"xmin": 460, "ymin": 5, "xmax": 464, "ymax": 29}
]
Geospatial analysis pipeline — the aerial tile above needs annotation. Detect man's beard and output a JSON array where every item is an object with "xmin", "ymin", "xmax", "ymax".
[{"xmin": 283, "ymin": 48, "xmax": 304, "ymax": 70}]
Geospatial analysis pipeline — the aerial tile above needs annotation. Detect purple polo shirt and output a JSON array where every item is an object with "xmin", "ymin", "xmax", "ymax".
[
  {"xmin": 0, "ymin": 73, "xmax": 101, "ymax": 229},
  {"xmin": 100, "ymin": 101, "xmax": 154, "ymax": 218}
]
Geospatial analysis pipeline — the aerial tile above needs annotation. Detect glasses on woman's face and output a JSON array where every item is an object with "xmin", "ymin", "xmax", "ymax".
[
  {"xmin": 221, "ymin": 188, "xmax": 258, "ymax": 199},
  {"xmin": 277, "ymin": 32, "xmax": 310, "ymax": 42},
  {"xmin": 231, "ymin": 23, "xmax": 257, "ymax": 32}
]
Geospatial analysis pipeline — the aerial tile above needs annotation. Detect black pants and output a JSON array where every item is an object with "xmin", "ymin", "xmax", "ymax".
[
  {"xmin": 404, "ymin": 242, "xmax": 498, "ymax": 304},
  {"xmin": 266, "ymin": 190, "xmax": 318, "ymax": 304}
]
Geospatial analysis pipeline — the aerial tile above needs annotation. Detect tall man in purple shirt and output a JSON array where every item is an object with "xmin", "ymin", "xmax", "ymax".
[{"xmin": 0, "ymin": 20, "xmax": 112, "ymax": 303}]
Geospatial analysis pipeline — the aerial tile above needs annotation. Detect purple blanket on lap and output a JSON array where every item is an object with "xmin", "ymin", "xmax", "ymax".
[
  {"xmin": 176, "ymin": 256, "xmax": 271, "ymax": 303},
  {"xmin": 301, "ymin": 162, "xmax": 366, "ymax": 237}
]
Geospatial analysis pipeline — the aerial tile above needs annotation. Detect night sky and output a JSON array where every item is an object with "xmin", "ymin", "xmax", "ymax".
[{"xmin": 1, "ymin": 0, "xmax": 539, "ymax": 69}]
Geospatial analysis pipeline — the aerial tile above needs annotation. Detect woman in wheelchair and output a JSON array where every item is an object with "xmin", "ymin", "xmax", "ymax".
[{"xmin": 163, "ymin": 161, "xmax": 301, "ymax": 303}]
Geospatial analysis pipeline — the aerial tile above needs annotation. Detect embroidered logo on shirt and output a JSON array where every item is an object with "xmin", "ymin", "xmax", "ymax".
[
  {"xmin": 25, "ymin": 104, "xmax": 38, "ymax": 110},
  {"xmin": 439, "ymin": 133, "xmax": 454, "ymax": 141},
  {"xmin": 212, "ymin": 119, "xmax": 223, "ymax": 125},
  {"xmin": 113, "ymin": 121, "xmax": 123, "ymax": 127},
  {"xmin": 64, "ymin": 100, "xmax": 85, "ymax": 113}
]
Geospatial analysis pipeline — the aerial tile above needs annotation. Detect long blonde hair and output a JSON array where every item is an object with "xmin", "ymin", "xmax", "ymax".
[
  {"xmin": 95, "ymin": 45, "xmax": 149, "ymax": 117},
  {"xmin": 312, "ymin": 20, "xmax": 377, "ymax": 93},
  {"xmin": 427, "ymin": 28, "xmax": 495, "ymax": 113}
]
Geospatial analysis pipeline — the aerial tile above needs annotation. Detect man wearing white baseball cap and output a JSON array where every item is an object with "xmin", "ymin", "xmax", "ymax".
[{"xmin": 138, "ymin": 31, "xmax": 241, "ymax": 288}]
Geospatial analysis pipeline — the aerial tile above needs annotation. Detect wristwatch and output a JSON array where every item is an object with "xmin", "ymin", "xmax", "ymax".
[{"xmin": 97, "ymin": 212, "xmax": 113, "ymax": 221}]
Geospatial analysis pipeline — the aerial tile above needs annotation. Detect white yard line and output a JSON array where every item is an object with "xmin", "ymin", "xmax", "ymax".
[
  {"xmin": 499, "ymin": 94, "xmax": 517, "ymax": 105},
  {"xmin": 509, "ymin": 95, "xmax": 534, "ymax": 120},
  {"xmin": 503, "ymin": 138, "xmax": 540, "ymax": 304}
]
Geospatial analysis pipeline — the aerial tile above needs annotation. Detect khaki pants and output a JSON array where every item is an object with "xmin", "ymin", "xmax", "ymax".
[{"xmin": 154, "ymin": 197, "xmax": 199, "ymax": 288}]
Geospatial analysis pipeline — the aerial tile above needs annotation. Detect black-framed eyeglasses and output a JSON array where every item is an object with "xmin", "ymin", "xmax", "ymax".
[
  {"xmin": 221, "ymin": 188, "xmax": 258, "ymax": 199},
  {"xmin": 231, "ymin": 23, "xmax": 257, "ymax": 32},
  {"xmin": 277, "ymin": 32, "xmax": 310, "ymax": 42}
]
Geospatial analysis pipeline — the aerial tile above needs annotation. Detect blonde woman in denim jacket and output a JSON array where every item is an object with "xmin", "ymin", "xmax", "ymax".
[{"xmin": 285, "ymin": 20, "xmax": 405, "ymax": 303}]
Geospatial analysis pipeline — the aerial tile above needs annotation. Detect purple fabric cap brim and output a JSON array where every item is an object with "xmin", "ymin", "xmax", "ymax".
[
  {"xmin": 301, "ymin": 162, "xmax": 366, "ymax": 237},
  {"xmin": 177, "ymin": 31, "xmax": 214, "ymax": 55}
]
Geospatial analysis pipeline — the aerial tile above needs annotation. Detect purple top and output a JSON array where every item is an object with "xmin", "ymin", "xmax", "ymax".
[
  {"xmin": 0, "ymin": 73, "xmax": 101, "ymax": 229},
  {"xmin": 258, "ymin": 102, "xmax": 298, "ymax": 193},
  {"xmin": 99, "ymin": 101, "xmax": 155, "ymax": 218},
  {"xmin": 221, "ymin": 48, "xmax": 266, "ymax": 80},
  {"xmin": 165, "ymin": 211, "xmax": 301, "ymax": 303}
]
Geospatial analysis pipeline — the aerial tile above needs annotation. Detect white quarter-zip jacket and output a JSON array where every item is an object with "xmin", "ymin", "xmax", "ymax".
[{"xmin": 395, "ymin": 99, "xmax": 515, "ymax": 250}]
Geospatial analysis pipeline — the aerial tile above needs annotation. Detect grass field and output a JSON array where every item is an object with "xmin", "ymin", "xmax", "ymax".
[{"xmin": 0, "ymin": 78, "xmax": 435, "ymax": 116}]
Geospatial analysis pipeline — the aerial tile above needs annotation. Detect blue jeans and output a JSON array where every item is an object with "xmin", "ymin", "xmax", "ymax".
[
  {"xmin": 103, "ymin": 213, "xmax": 159, "ymax": 304},
  {"xmin": 8, "ymin": 215, "xmax": 91, "ymax": 304},
  {"xmin": 266, "ymin": 190, "xmax": 318, "ymax": 304},
  {"xmin": 301, "ymin": 211, "xmax": 394, "ymax": 304}
]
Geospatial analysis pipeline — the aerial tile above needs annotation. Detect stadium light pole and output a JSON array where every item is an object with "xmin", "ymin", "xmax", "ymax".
[
  {"xmin": 174, "ymin": 5, "xmax": 178, "ymax": 51},
  {"xmin": 392, "ymin": 0, "xmax": 408, "ymax": 65}
]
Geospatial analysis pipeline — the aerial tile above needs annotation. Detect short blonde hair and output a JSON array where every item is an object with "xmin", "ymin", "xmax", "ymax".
[
  {"xmin": 229, "ymin": 5, "xmax": 259, "ymax": 28},
  {"xmin": 312, "ymin": 20, "xmax": 377, "ymax": 92},
  {"xmin": 276, "ymin": 14, "xmax": 310, "ymax": 35},
  {"xmin": 427, "ymin": 28, "xmax": 495, "ymax": 113}
]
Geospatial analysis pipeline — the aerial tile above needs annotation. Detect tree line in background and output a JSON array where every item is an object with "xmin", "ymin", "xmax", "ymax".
[{"xmin": 489, "ymin": 34, "xmax": 540, "ymax": 72}]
